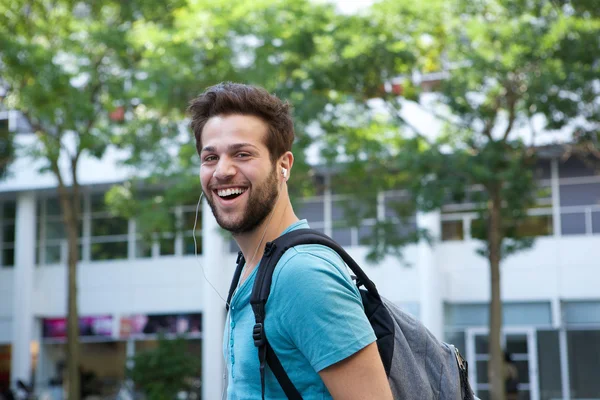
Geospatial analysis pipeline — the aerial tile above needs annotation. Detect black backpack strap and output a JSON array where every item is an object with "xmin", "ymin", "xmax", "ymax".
[
  {"xmin": 249, "ymin": 228, "xmax": 379, "ymax": 399},
  {"xmin": 226, "ymin": 251, "xmax": 245, "ymax": 312}
]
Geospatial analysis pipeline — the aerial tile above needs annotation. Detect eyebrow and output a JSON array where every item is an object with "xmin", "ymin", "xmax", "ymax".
[{"xmin": 201, "ymin": 143, "xmax": 260, "ymax": 153}]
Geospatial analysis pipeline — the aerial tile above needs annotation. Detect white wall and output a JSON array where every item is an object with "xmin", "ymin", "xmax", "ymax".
[
  {"xmin": 32, "ymin": 255, "xmax": 238, "ymax": 318},
  {"xmin": 1, "ymin": 234, "xmax": 598, "ymax": 331},
  {"xmin": 440, "ymin": 235, "xmax": 600, "ymax": 302}
]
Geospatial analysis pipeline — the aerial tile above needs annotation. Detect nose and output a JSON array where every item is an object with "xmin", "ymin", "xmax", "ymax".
[{"xmin": 213, "ymin": 157, "xmax": 236, "ymax": 180}]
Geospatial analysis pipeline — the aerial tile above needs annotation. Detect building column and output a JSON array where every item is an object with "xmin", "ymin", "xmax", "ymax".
[
  {"xmin": 201, "ymin": 198, "xmax": 228, "ymax": 400},
  {"xmin": 11, "ymin": 191, "xmax": 36, "ymax": 390},
  {"xmin": 416, "ymin": 210, "xmax": 443, "ymax": 340}
]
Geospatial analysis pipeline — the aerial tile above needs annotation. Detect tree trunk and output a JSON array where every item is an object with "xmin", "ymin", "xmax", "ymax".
[
  {"xmin": 57, "ymin": 183, "xmax": 81, "ymax": 400},
  {"xmin": 487, "ymin": 188, "xmax": 505, "ymax": 400}
]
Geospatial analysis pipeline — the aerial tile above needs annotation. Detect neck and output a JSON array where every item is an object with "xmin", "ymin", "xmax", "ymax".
[{"xmin": 235, "ymin": 195, "xmax": 298, "ymax": 283}]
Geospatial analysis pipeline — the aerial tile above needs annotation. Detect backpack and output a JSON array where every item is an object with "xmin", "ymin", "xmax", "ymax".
[{"xmin": 226, "ymin": 229, "xmax": 478, "ymax": 400}]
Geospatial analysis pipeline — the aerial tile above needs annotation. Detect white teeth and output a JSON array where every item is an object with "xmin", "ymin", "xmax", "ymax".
[{"xmin": 217, "ymin": 188, "xmax": 246, "ymax": 197}]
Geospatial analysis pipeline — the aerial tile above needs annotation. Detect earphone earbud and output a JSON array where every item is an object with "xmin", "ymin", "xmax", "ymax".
[{"xmin": 282, "ymin": 168, "xmax": 287, "ymax": 178}]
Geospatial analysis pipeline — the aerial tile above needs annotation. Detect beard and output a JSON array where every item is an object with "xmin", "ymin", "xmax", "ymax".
[{"xmin": 206, "ymin": 165, "xmax": 279, "ymax": 235}]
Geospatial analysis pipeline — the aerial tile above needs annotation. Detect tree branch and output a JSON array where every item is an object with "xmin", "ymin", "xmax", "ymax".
[
  {"xmin": 502, "ymin": 88, "xmax": 517, "ymax": 141},
  {"xmin": 385, "ymin": 102, "xmax": 432, "ymax": 144}
]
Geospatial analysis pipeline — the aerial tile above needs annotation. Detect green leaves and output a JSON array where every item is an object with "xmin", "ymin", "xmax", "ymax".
[{"xmin": 127, "ymin": 336, "xmax": 201, "ymax": 400}]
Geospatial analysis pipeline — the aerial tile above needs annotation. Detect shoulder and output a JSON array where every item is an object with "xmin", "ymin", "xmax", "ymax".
[
  {"xmin": 267, "ymin": 243, "xmax": 362, "ymax": 318},
  {"xmin": 272, "ymin": 244, "xmax": 352, "ymax": 290},
  {"xmin": 275, "ymin": 244, "xmax": 349, "ymax": 277},
  {"xmin": 266, "ymin": 244, "xmax": 376, "ymax": 372}
]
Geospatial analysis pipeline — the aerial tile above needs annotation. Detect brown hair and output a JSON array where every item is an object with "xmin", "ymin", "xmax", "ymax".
[{"xmin": 188, "ymin": 82, "xmax": 295, "ymax": 163}]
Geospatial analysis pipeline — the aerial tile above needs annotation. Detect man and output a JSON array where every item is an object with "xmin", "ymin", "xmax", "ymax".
[{"xmin": 189, "ymin": 83, "xmax": 392, "ymax": 399}]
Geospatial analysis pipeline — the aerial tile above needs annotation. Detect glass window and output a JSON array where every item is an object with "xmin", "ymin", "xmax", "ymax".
[
  {"xmin": 135, "ymin": 240, "xmax": 152, "ymax": 258},
  {"xmin": 534, "ymin": 160, "xmax": 552, "ymax": 180},
  {"xmin": 592, "ymin": 211, "xmax": 600, "ymax": 234},
  {"xmin": 358, "ymin": 225, "xmax": 374, "ymax": 245},
  {"xmin": 2, "ymin": 223, "xmax": 15, "ymax": 243},
  {"xmin": 332, "ymin": 227, "xmax": 352, "ymax": 247},
  {"xmin": 514, "ymin": 215, "xmax": 553, "ymax": 237},
  {"xmin": 563, "ymin": 301, "xmax": 600, "ymax": 326},
  {"xmin": 332, "ymin": 198, "xmax": 376, "ymax": 222},
  {"xmin": 2, "ymin": 247, "xmax": 14, "ymax": 267},
  {"xmin": 182, "ymin": 210, "xmax": 201, "ymax": 232},
  {"xmin": 159, "ymin": 237, "xmax": 175, "ymax": 256},
  {"xmin": 384, "ymin": 193, "xmax": 412, "ymax": 219},
  {"xmin": 91, "ymin": 217, "xmax": 128, "ymax": 237},
  {"xmin": 445, "ymin": 303, "xmax": 488, "ymax": 327},
  {"xmin": 558, "ymin": 157, "xmax": 597, "ymax": 178},
  {"xmin": 560, "ymin": 212, "xmax": 586, "ymax": 235},
  {"xmin": 3, "ymin": 201, "xmax": 16, "ymax": 220},
  {"xmin": 445, "ymin": 302, "xmax": 552, "ymax": 328},
  {"xmin": 45, "ymin": 244, "xmax": 61, "ymax": 264},
  {"xmin": 537, "ymin": 330, "xmax": 562, "ymax": 400},
  {"xmin": 91, "ymin": 193, "xmax": 109, "ymax": 213},
  {"xmin": 44, "ymin": 220, "xmax": 83, "ymax": 240},
  {"xmin": 504, "ymin": 302, "xmax": 552, "ymax": 326},
  {"xmin": 184, "ymin": 235, "xmax": 201, "ymax": 255},
  {"xmin": 296, "ymin": 199, "xmax": 324, "ymax": 223},
  {"xmin": 91, "ymin": 241, "xmax": 128, "ymax": 261},
  {"xmin": 442, "ymin": 220, "xmax": 464, "ymax": 241},
  {"xmin": 567, "ymin": 330, "xmax": 600, "ymax": 398},
  {"xmin": 45, "ymin": 197, "xmax": 83, "ymax": 216},
  {"xmin": 472, "ymin": 215, "xmax": 552, "ymax": 239},
  {"xmin": 559, "ymin": 183, "xmax": 600, "ymax": 207}
]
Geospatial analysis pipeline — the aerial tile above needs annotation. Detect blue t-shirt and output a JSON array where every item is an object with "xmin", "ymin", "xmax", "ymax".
[{"xmin": 224, "ymin": 220, "xmax": 376, "ymax": 399}]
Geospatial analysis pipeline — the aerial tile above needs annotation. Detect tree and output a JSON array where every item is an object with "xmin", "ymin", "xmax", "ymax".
[
  {"xmin": 107, "ymin": 0, "xmax": 419, "ymax": 241},
  {"xmin": 323, "ymin": 1, "xmax": 599, "ymax": 399},
  {"xmin": 127, "ymin": 336, "xmax": 201, "ymax": 400},
  {"xmin": 0, "ymin": 1, "xmax": 184, "ymax": 398}
]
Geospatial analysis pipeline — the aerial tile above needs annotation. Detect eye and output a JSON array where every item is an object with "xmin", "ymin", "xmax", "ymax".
[
  {"xmin": 235, "ymin": 152, "xmax": 251, "ymax": 158},
  {"xmin": 203, "ymin": 155, "xmax": 218, "ymax": 163}
]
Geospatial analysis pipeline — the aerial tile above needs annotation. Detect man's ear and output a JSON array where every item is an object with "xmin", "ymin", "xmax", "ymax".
[{"xmin": 279, "ymin": 151, "xmax": 294, "ymax": 180}]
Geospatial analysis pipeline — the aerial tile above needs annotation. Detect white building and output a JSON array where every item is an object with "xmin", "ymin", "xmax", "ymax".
[{"xmin": 0, "ymin": 112, "xmax": 599, "ymax": 400}]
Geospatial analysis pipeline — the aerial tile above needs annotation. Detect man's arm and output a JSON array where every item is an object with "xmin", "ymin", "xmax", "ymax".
[{"xmin": 319, "ymin": 342, "xmax": 393, "ymax": 399}]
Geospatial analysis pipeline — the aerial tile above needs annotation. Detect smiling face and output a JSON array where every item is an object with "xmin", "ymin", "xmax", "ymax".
[{"xmin": 200, "ymin": 114, "xmax": 281, "ymax": 235}]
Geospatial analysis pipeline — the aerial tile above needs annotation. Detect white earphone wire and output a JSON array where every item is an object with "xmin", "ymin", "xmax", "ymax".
[{"xmin": 192, "ymin": 192, "xmax": 230, "ymax": 306}]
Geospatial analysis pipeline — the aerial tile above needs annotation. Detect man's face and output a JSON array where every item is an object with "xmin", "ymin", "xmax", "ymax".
[{"xmin": 199, "ymin": 114, "xmax": 279, "ymax": 235}]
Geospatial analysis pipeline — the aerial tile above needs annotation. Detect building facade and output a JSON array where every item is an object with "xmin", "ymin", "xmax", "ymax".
[{"xmin": 0, "ymin": 133, "xmax": 599, "ymax": 399}]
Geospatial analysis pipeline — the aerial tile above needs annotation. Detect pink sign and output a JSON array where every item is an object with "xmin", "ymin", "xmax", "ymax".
[
  {"xmin": 42, "ymin": 316, "xmax": 113, "ymax": 339},
  {"xmin": 120, "ymin": 313, "xmax": 202, "ymax": 338}
]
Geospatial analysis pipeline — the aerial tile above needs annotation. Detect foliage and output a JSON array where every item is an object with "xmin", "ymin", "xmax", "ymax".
[
  {"xmin": 106, "ymin": 0, "xmax": 419, "ymax": 238},
  {"xmin": 127, "ymin": 336, "xmax": 201, "ymax": 400},
  {"xmin": 0, "ymin": 1, "xmax": 186, "ymax": 398}
]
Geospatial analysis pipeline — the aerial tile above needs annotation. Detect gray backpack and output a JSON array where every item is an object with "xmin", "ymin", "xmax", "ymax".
[{"xmin": 226, "ymin": 229, "xmax": 478, "ymax": 400}]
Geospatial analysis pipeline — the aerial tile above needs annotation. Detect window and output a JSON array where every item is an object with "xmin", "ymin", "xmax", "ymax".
[
  {"xmin": 567, "ymin": 330, "xmax": 600, "ymax": 398},
  {"xmin": 560, "ymin": 212, "xmax": 586, "ymax": 235},
  {"xmin": 444, "ymin": 302, "xmax": 552, "ymax": 328},
  {"xmin": 296, "ymin": 198, "xmax": 324, "ymax": 226},
  {"xmin": 471, "ymin": 214, "xmax": 553, "ymax": 240},
  {"xmin": 537, "ymin": 330, "xmax": 562, "ymax": 400},
  {"xmin": 592, "ymin": 211, "xmax": 600, "ymax": 234},
  {"xmin": 1, "ymin": 201, "xmax": 16, "ymax": 267},
  {"xmin": 563, "ymin": 301, "xmax": 600, "ymax": 326},
  {"xmin": 90, "ymin": 193, "xmax": 129, "ymax": 261},
  {"xmin": 442, "ymin": 220, "xmax": 464, "ymax": 241},
  {"xmin": 182, "ymin": 207, "xmax": 202, "ymax": 256},
  {"xmin": 39, "ymin": 196, "xmax": 84, "ymax": 265},
  {"xmin": 559, "ymin": 182, "xmax": 600, "ymax": 207},
  {"xmin": 514, "ymin": 214, "xmax": 553, "ymax": 237}
]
